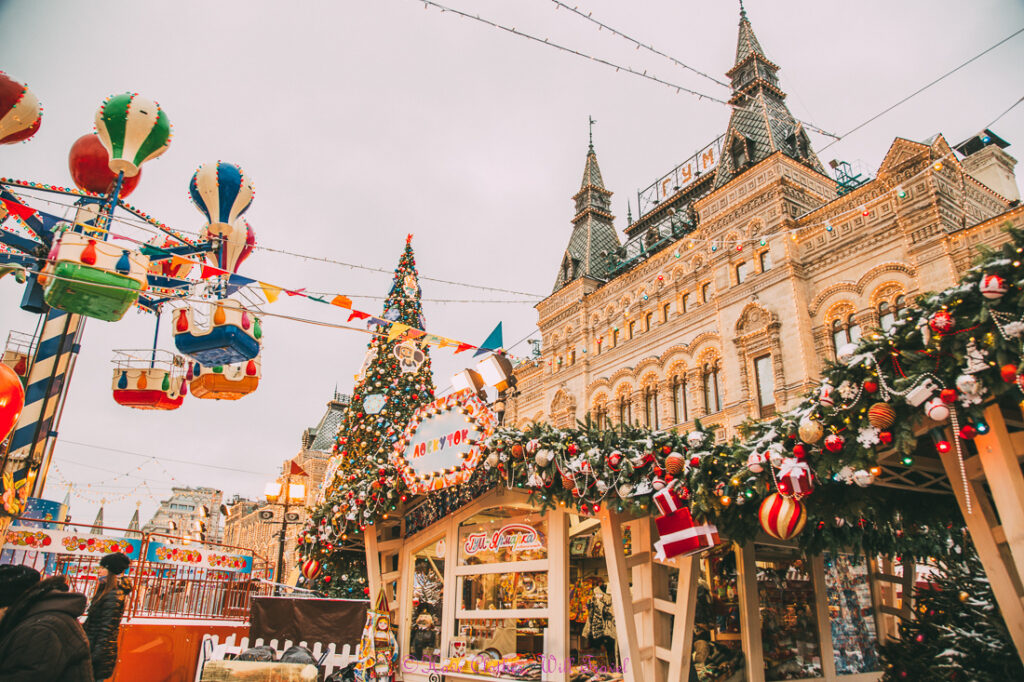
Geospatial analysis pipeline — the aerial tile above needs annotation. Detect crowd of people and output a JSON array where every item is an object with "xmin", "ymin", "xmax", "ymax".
[{"xmin": 0, "ymin": 552, "xmax": 132, "ymax": 681}]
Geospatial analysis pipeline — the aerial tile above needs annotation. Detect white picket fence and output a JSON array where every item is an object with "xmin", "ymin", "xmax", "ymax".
[{"xmin": 194, "ymin": 633, "xmax": 357, "ymax": 681}]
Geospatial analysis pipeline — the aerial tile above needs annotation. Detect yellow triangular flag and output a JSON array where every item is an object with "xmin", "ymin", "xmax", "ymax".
[
  {"xmin": 387, "ymin": 323, "xmax": 410, "ymax": 342},
  {"xmin": 259, "ymin": 282, "xmax": 282, "ymax": 303}
]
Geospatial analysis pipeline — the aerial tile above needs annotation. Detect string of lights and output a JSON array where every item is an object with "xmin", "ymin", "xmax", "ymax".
[
  {"xmin": 817, "ymin": 27, "xmax": 1024, "ymax": 153},
  {"xmin": 57, "ymin": 439, "xmax": 273, "ymax": 476},
  {"xmin": 546, "ymin": 0, "xmax": 731, "ymax": 89}
]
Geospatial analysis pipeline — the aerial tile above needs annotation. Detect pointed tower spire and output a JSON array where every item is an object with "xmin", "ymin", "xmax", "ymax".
[
  {"xmin": 127, "ymin": 505, "xmax": 140, "ymax": 532},
  {"xmin": 553, "ymin": 126, "xmax": 621, "ymax": 292},
  {"xmin": 714, "ymin": 5, "xmax": 826, "ymax": 188},
  {"xmin": 91, "ymin": 503, "xmax": 105, "ymax": 534}
]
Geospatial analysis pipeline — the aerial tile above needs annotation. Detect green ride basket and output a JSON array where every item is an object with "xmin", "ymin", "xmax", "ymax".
[{"xmin": 44, "ymin": 261, "xmax": 144, "ymax": 322}]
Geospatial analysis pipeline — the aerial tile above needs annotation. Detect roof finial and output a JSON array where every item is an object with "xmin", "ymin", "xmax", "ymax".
[
  {"xmin": 588, "ymin": 115, "xmax": 597, "ymax": 152},
  {"xmin": 739, "ymin": 0, "xmax": 746, "ymax": 19}
]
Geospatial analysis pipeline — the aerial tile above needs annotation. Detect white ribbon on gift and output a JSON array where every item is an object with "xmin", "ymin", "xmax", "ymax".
[
  {"xmin": 653, "ymin": 522, "xmax": 719, "ymax": 561},
  {"xmin": 777, "ymin": 457, "xmax": 811, "ymax": 483}
]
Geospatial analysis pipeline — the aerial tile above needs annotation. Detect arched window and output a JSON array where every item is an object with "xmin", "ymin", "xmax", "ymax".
[
  {"xmin": 644, "ymin": 385, "xmax": 658, "ymax": 430},
  {"xmin": 594, "ymin": 403, "xmax": 608, "ymax": 429},
  {"xmin": 831, "ymin": 319, "xmax": 848, "ymax": 352},
  {"xmin": 878, "ymin": 301, "xmax": 895, "ymax": 331},
  {"xmin": 848, "ymin": 314, "xmax": 861, "ymax": 343},
  {"xmin": 618, "ymin": 395, "xmax": 632, "ymax": 425},
  {"xmin": 672, "ymin": 374, "xmax": 688, "ymax": 424},
  {"xmin": 703, "ymin": 362, "xmax": 722, "ymax": 414}
]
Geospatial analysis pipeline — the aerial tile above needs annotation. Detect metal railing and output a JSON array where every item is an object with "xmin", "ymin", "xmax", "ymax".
[{"xmin": 1, "ymin": 518, "xmax": 273, "ymax": 622}]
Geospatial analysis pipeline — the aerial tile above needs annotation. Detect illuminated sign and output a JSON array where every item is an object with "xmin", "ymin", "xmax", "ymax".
[
  {"xmin": 393, "ymin": 389, "xmax": 497, "ymax": 494},
  {"xmin": 637, "ymin": 135, "xmax": 724, "ymax": 218},
  {"xmin": 463, "ymin": 523, "xmax": 543, "ymax": 556}
]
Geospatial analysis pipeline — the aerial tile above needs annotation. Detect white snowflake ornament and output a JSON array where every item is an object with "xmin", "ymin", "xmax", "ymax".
[{"xmin": 856, "ymin": 427, "xmax": 881, "ymax": 447}]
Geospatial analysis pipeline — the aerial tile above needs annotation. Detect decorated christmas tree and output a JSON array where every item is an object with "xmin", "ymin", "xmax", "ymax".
[
  {"xmin": 300, "ymin": 235, "xmax": 436, "ymax": 581},
  {"xmin": 879, "ymin": 541, "xmax": 1023, "ymax": 681}
]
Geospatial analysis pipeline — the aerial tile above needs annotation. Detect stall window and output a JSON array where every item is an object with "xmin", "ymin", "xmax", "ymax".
[
  {"xmin": 824, "ymin": 552, "xmax": 881, "ymax": 675},
  {"xmin": 409, "ymin": 538, "xmax": 446, "ymax": 662},
  {"xmin": 644, "ymin": 386, "xmax": 658, "ymax": 429},
  {"xmin": 754, "ymin": 354, "xmax": 775, "ymax": 416},
  {"xmin": 757, "ymin": 545, "xmax": 824, "ymax": 680},
  {"xmin": 672, "ymin": 375, "xmax": 688, "ymax": 425},
  {"xmin": 689, "ymin": 544, "xmax": 745, "ymax": 680},
  {"xmin": 736, "ymin": 261, "xmax": 749, "ymax": 284}
]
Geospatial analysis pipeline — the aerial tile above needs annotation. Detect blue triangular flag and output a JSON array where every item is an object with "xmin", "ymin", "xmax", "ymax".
[{"xmin": 473, "ymin": 322, "xmax": 504, "ymax": 357}]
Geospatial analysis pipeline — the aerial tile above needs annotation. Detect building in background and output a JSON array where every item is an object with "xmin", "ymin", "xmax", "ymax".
[
  {"xmin": 221, "ymin": 391, "xmax": 349, "ymax": 579},
  {"xmin": 142, "ymin": 486, "xmax": 224, "ymax": 542},
  {"xmin": 509, "ymin": 8, "xmax": 1022, "ymax": 457}
]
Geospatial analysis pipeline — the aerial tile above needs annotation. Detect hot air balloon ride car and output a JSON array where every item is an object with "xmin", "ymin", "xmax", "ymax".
[
  {"xmin": 94, "ymin": 93, "xmax": 171, "ymax": 178},
  {"xmin": 0, "ymin": 71, "xmax": 41, "ymax": 145},
  {"xmin": 188, "ymin": 356, "xmax": 259, "ymax": 400},
  {"xmin": 189, "ymin": 162, "xmax": 254, "ymax": 237},
  {"xmin": 173, "ymin": 298, "xmax": 261, "ymax": 366},
  {"xmin": 111, "ymin": 349, "xmax": 187, "ymax": 411},
  {"xmin": 40, "ymin": 231, "xmax": 149, "ymax": 322}
]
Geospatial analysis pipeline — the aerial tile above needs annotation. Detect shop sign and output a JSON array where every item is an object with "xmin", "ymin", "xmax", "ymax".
[
  {"xmin": 2, "ymin": 526, "xmax": 142, "ymax": 558},
  {"xmin": 144, "ymin": 540, "xmax": 253, "ymax": 573},
  {"xmin": 637, "ymin": 135, "xmax": 723, "ymax": 217},
  {"xmin": 393, "ymin": 388, "xmax": 497, "ymax": 495},
  {"xmin": 463, "ymin": 523, "xmax": 543, "ymax": 556}
]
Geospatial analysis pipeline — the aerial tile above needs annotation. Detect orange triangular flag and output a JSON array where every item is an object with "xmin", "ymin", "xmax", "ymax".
[
  {"xmin": 259, "ymin": 282, "xmax": 282, "ymax": 303},
  {"xmin": 387, "ymin": 323, "xmax": 410, "ymax": 342},
  {"xmin": 331, "ymin": 295, "xmax": 352, "ymax": 309}
]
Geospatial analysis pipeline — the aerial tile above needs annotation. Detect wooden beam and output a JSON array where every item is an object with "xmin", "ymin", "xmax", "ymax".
[
  {"xmin": 626, "ymin": 551, "xmax": 652, "ymax": 569},
  {"xmin": 665, "ymin": 555, "xmax": 699, "ymax": 682},
  {"xmin": 975, "ymin": 404, "xmax": 1024, "ymax": 587},
  {"xmin": 547, "ymin": 508, "xmax": 571, "ymax": 682},
  {"xmin": 598, "ymin": 508, "xmax": 643, "ymax": 682},
  {"xmin": 363, "ymin": 524, "xmax": 382, "ymax": 605},
  {"xmin": 939, "ymin": 439, "xmax": 1024, "ymax": 666},
  {"xmin": 736, "ymin": 543, "xmax": 767, "ymax": 682}
]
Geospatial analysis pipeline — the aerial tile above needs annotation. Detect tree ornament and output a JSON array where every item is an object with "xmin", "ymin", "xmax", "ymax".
[
  {"xmin": 758, "ymin": 493, "xmax": 807, "ymax": 540},
  {"xmin": 980, "ymin": 273, "xmax": 1007, "ymax": 299},
  {"xmin": 924, "ymin": 397, "xmax": 950, "ymax": 423},
  {"xmin": 878, "ymin": 431, "xmax": 893, "ymax": 445},
  {"xmin": 939, "ymin": 388, "xmax": 957, "ymax": 404},
  {"xmin": 863, "ymin": 380, "xmax": 878, "ymax": 394},
  {"xmin": 824, "ymin": 433, "xmax": 845, "ymax": 452},
  {"xmin": 665, "ymin": 452, "xmax": 685, "ymax": 476},
  {"xmin": 686, "ymin": 431, "xmax": 705, "ymax": 447},
  {"xmin": 485, "ymin": 452, "xmax": 499, "ymax": 468},
  {"xmin": 301, "ymin": 558, "xmax": 322, "ymax": 580},
  {"xmin": 852, "ymin": 469, "xmax": 875, "ymax": 487},
  {"xmin": 606, "ymin": 450, "xmax": 622, "ymax": 470},
  {"xmin": 652, "ymin": 477, "xmax": 667, "ymax": 491},
  {"xmin": 535, "ymin": 449, "xmax": 554, "ymax": 467},
  {"xmin": 928, "ymin": 310, "xmax": 954, "ymax": 333},
  {"xmin": 959, "ymin": 425, "xmax": 978, "ymax": 440},
  {"xmin": 836, "ymin": 342, "xmax": 858, "ymax": 364},
  {"xmin": 792, "ymin": 443, "xmax": 807, "ymax": 460},
  {"xmin": 867, "ymin": 402, "xmax": 896, "ymax": 429},
  {"xmin": 746, "ymin": 452, "xmax": 764, "ymax": 473},
  {"xmin": 956, "ymin": 373, "xmax": 980, "ymax": 395},
  {"xmin": 818, "ymin": 383, "xmax": 835, "ymax": 407},
  {"xmin": 510, "ymin": 444, "xmax": 525, "ymax": 460},
  {"xmin": 958, "ymin": 590, "xmax": 969, "ymax": 603},
  {"xmin": 798, "ymin": 418, "xmax": 823, "ymax": 443},
  {"xmin": 1001, "ymin": 364, "xmax": 1018, "ymax": 383}
]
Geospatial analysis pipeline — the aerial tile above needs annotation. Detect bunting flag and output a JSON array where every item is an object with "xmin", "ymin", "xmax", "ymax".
[
  {"xmin": 0, "ymin": 197, "xmax": 37, "ymax": 221},
  {"xmin": 405, "ymin": 329, "xmax": 426, "ymax": 340},
  {"xmin": 387, "ymin": 323, "xmax": 410, "ymax": 342},
  {"xmin": 228, "ymin": 274, "xmax": 256, "ymax": 287},
  {"xmin": 473, "ymin": 322, "xmax": 504, "ymax": 357},
  {"xmin": 455, "ymin": 342, "xmax": 474, "ymax": 354},
  {"xmin": 200, "ymin": 264, "xmax": 223, "ymax": 279},
  {"xmin": 285, "ymin": 287, "xmax": 306, "ymax": 297},
  {"xmin": 348, "ymin": 310, "xmax": 370, "ymax": 323},
  {"xmin": 259, "ymin": 281, "xmax": 282, "ymax": 303},
  {"xmin": 331, "ymin": 295, "xmax": 352, "ymax": 309}
]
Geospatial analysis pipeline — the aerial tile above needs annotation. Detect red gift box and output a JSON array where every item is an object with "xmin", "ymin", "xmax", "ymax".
[
  {"xmin": 777, "ymin": 458, "xmax": 814, "ymax": 497},
  {"xmin": 653, "ymin": 483, "xmax": 687, "ymax": 516},
  {"xmin": 654, "ymin": 507, "xmax": 720, "ymax": 560}
]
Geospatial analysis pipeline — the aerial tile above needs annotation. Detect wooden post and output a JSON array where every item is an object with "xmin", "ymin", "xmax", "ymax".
[
  {"xmin": 809, "ymin": 554, "xmax": 837, "ymax": 680},
  {"xmin": 364, "ymin": 524, "xmax": 382, "ymax": 604},
  {"xmin": 735, "ymin": 542, "xmax": 766, "ymax": 682},
  {"xmin": 630, "ymin": 517, "xmax": 656, "ymax": 681},
  {"xmin": 973, "ymin": 404, "xmax": 1024, "ymax": 585},
  {"xmin": 598, "ymin": 508, "xmax": 643, "ymax": 682},
  {"xmin": 547, "ymin": 507, "xmax": 570, "ymax": 682},
  {"xmin": 664, "ymin": 554, "xmax": 699, "ymax": 682},
  {"xmin": 938, "ymin": 441, "xmax": 1024, "ymax": 664}
]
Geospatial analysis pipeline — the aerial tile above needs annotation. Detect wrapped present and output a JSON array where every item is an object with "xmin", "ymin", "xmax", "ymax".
[
  {"xmin": 777, "ymin": 457, "xmax": 814, "ymax": 497},
  {"xmin": 653, "ymin": 482, "xmax": 688, "ymax": 516},
  {"xmin": 654, "ymin": 506, "xmax": 720, "ymax": 560}
]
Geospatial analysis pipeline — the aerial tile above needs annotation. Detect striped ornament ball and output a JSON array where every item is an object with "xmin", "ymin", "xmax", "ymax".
[{"xmin": 758, "ymin": 492, "xmax": 807, "ymax": 540}]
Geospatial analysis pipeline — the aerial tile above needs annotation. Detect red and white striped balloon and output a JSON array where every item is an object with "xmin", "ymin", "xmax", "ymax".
[
  {"xmin": 758, "ymin": 493, "xmax": 807, "ymax": 540},
  {"xmin": 0, "ymin": 72, "xmax": 41, "ymax": 145}
]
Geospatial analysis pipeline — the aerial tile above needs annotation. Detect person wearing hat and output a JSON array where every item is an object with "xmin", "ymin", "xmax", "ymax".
[
  {"xmin": 82, "ymin": 552, "xmax": 132, "ymax": 681},
  {"xmin": 0, "ymin": 564, "xmax": 94, "ymax": 681}
]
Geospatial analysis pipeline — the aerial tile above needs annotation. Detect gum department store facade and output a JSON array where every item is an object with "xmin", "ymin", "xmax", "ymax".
[{"xmin": 506, "ymin": 12, "xmax": 1023, "ymax": 440}]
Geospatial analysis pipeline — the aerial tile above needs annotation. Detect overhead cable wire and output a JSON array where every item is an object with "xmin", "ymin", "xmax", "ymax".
[
  {"xmin": 818, "ymin": 26, "xmax": 1024, "ymax": 152},
  {"xmin": 546, "ymin": 0, "xmax": 731, "ymax": 88},
  {"xmin": 59, "ymin": 439, "xmax": 273, "ymax": 476}
]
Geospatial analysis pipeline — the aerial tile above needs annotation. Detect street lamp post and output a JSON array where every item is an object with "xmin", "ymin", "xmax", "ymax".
[{"xmin": 265, "ymin": 472, "xmax": 306, "ymax": 596}]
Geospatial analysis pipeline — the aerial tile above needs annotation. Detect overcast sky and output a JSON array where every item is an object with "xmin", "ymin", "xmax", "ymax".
[{"xmin": 1, "ymin": 0, "xmax": 1022, "ymax": 532}]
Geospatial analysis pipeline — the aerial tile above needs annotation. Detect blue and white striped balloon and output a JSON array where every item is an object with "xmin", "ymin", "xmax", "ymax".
[{"xmin": 189, "ymin": 162, "xmax": 254, "ymax": 236}]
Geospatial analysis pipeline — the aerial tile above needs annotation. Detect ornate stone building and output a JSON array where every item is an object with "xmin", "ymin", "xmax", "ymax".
[{"xmin": 507, "ymin": 9, "xmax": 1023, "ymax": 441}]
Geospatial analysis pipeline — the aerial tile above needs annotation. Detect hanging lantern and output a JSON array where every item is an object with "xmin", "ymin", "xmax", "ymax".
[
  {"xmin": 0, "ymin": 363, "xmax": 26, "ymax": 440},
  {"xmin": 0, "ymin": 72, "xmax": 41, "ymax": 145},
  {"xmin": 758, "ymin": 493, "xmax": 807, "ymax": 540},
  {"xmin": 94, "ymin": 93, "xmax": 171, "ymax": 177},
  {"xmin": 68, "ymin": 134, "xmax": 142, "ymax": 196},
  {"xmin": 301, "ymin": 558, "xmax": 321, "ymax": 580},
  {"xmin": 189, "ymin": 162, "xmax": 255, "ymax": 236},
  {"xmin": 208, "ymin": 217, "xmax": 256, "ymax": 274}
]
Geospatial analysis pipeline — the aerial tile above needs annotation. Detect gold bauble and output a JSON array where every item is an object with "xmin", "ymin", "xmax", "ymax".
[{"xmin": 798, "ymin": 418, "xmax": 824, "ymax": 444}]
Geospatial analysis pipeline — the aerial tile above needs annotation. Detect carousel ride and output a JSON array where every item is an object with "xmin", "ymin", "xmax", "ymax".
[{"xmin": 0, "ymin": 72, "xmax": 268, "ymax": 509}]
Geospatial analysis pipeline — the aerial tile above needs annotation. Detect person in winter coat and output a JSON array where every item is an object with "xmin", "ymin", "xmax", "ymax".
[
  {"xmin": 0, "ymin": 564, "xmax": 94, "ymax": 681},
  {"xmin": 82, "ymin": 552, "xmax": 132, "ymax": 681}
]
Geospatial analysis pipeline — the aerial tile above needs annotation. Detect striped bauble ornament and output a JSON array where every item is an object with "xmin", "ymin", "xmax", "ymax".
[
  {"xmin": 301, "ymin": 558, "xmax": 321, "ymax": 580},
  {"xmin": 758, "ymin": 493, "xmax": 807, "ymax": 540}
]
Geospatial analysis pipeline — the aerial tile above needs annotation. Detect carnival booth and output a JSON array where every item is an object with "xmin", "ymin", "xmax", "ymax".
[{"xmin": 343, "ymin": 389, "xmax": 899, "ymax": 682}]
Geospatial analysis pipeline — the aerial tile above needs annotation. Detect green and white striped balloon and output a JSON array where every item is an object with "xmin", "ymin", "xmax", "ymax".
[{"xmin": 94, "ymin": 93, "xmax": 171, "ymax": 178}]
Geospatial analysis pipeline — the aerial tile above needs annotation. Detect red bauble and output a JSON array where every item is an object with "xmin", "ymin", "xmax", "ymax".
[
  {"xmin": 878, "ymin": 431, "xmax": 893, "ymax": 445},
  {"xmin": 863, "ymin": 380, "xmax": 878, "ymax": 394},
  {"xmin": 824, "ymin": 434, "xmax": 845, "ymax": 452},
  {"xmin": 689, "ymin": 456, "xmax": 701, "ymax": 467},
  {"xmin": 567, "ymin": 443, "xmax": 578, "ymax": 456},
  {"xmin": 68, "ymin": 134, "xmax": 142, "ymax": 196},
  {"xmin": 939, "ymin": 389, "xmax": 957, "ymax": 404},
  {"xmin": 323, "ymin": 575, "xmax": 331, "ymax": 583},
  {"xmin": 792, "ymin": 443, "xmax": 807, "ymax": 459},
  {"xmin": 0, "ymin": 363, "xmax": 25, "ymax": 441},
  {"xmin": 1001, "ymin": 364, "xmax": 1018, "ymax": 383},
  {"xmin": 959, "ymin": 425, "xmax": 978, "ymax": 440},
  {"xmin": 928, "ymin": 310, "xmax": 954, "ymax": 333}
]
